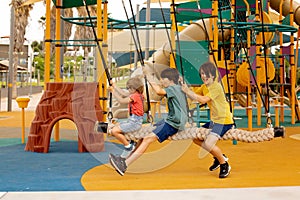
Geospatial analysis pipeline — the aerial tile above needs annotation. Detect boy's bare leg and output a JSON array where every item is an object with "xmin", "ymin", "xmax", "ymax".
[
  {"xmin": 209, "ymin": 145, "xmax": 226, "ymax": 164},
  {"xmin": 193, "ymin": 138, "xmax": 203, "ymax": 146},
  {"xmin": 195, "ymin": 135, "xmax": 226, "ymax": 164},
  {"xmin": 111, "ymin": 126, "xmax": 130, "ymax": 146},
  {"xmin": 126, "ymin": 133, "xmax": 157, "ymax": 166}
]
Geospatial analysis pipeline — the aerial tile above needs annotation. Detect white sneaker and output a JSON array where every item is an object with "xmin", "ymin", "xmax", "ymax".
[{"xmin": 120, "ymin": 141, "xmax": 136, "ymax": 158}]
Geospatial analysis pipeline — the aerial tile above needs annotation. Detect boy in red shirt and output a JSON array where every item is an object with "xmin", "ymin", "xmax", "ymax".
[{"xmin": 108, "ymin": 77, "xmax": 144, "ymax": 158}]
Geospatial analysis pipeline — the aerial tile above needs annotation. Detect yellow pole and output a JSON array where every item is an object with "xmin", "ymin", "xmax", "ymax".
[
  {"xmin": 55, "ymin": 1, "xmax": 62, "ymax": 83},
  {"xmin": 274, "ymin": 98, "xmax": 280, "ymax": 127},
  {"xmin": 289, "ymin": 0, "xmax": 295, "ymax": 124},
  {"xmin": 44, "ymin": 0, "xmax": 51, "ymax": 89},
  {"xmin": 54, "ymin": 0, "xmax": 63, "ymax": 141},
  {"xmin": 295, "ymin": 29, "xmax": 300, "ymax": 70},
  {"xmin": 97, "ymin": 0, "xmax": 107, "ymax": 121},
  {"xmin": 212, "ymin": 0, "xmax": 218, "ymax": 61},
  {"xmin": 229, "ymin": 0, "xmax": 237, "ymax": 145},
  {"xmin": 230, "ymin": 0, "xmax": 237, "ymax": 113},
  {"xmin": 170, "ymin": 1, "xmax": 176, "ymax": 68},
  {"xmin": 103, "ymin": 2, "xmax": 108, "ymax": 86},
  {"xmin": 255, "ymin": 0, "xmax": 262, "ymax": 126},
  {"xmin": 103, "ymin": 1, "xmax": 109, "ymax": 121},
  {"xmin": 247, "ymin": 29, "xmax": 252, "ymax": 131},
  {"xmin": 21, "ymin": 108, "xmax": 25, "ymax": 143},
  {"xmin": 279, "ymin": 0, "xmax": 284, "ymax": 122},
  {"xmin": 242, "ymin": 0, "xmax": 253, "ymax": 130},
  {"xmin": 247, "ymin": 107, "xmax": 253, "ymax": 131},
  {"xmin": 16, "ymin": 97, "xmax": 30, "ymax": 144}
]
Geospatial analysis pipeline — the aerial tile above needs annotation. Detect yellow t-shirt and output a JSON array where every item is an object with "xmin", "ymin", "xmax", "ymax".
[{"xmin": 198, "ymin": 81, "xmax": 234, "ymax": 124}]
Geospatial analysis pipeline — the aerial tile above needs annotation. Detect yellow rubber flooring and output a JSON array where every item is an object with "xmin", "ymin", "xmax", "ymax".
[{"xmin": 82, "ymin": 127, "xmax": 300, "ymax": 191}]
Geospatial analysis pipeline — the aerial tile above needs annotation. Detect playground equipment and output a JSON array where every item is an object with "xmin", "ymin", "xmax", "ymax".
[
  {"xmin": 25, "ymin": 0, "xmax": 299, "ymax": 153},
  {"xmin": 16, "ymin": 97, "xmax": 30, "ymax": 144},
  {"xmin": 25, "ymin": 82, "xmax": 104, "ymax": 153},
  {"xmin": 127, "ymin": 0, "xmax": 300, "ymax": 131}
]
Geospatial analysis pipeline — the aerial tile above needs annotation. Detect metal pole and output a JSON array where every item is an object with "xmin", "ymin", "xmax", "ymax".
[
  {"xmin": 93, "ymin": 47, "xmax": 97, "ymax": 82},
  {"xmin": 134, "ymin": 4, "xmax": 140, "ymax": 69},
  {"xmin": 29, "ymin": 63, "xmax": 33, "ymax": 97},
  {"xmin": 60, "ymin": 8, "xmax": 64, "ymax": 81},
  {"xmin": 28, "ymin": 45, "xmax": 33, "ymax": 97},
  {"xmin": 8, "ymin": 5, "xmax": 15, "ymax": 112},
  {"xmin": 145, "ymin": 0, "xmax": 150, "ymax": 60}
]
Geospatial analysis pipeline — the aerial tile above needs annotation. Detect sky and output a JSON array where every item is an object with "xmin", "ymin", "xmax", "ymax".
[{"xmin": 0, "ymin": 0, "xmax": 146, "ymax": 42}]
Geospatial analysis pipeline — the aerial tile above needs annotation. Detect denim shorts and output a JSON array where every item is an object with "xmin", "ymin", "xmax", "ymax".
[
  {"xmin": 202, "ymin": 121, "xmax": 234, "ymax": 138},
  {"xmin": 152, "ymin": 120, "xmax": 179, "ymax": 143},
  {"xmin": 119, "ymin": 114, "xmax": 143, "ymax": 133}
]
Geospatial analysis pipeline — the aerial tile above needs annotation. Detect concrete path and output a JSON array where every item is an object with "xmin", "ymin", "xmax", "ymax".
[
  {"xmin": 1, "ymin": 187, "xmax": 300, "ymax": 200},
  {"xmin": 1, "ymin": 92, "xmax": 43, "ymax": 112}
]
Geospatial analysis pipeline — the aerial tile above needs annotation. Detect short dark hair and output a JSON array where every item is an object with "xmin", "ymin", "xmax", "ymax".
[
  {"xmin": 161, "ymin": 68, "xmax": 179, "ymax": 84},
  {"xmin": 199, "ymin": 61, "xmax": 217, "ymax": 81}
]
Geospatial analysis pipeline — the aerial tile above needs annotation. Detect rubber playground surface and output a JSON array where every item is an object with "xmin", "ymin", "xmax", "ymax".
[
  {"xmin": 1, "ymin": 111, "xmax": 300, "ymax": 190},
  {"xmin": 0, "ymin": 94, "xmax": 300, "ymax": 198}
]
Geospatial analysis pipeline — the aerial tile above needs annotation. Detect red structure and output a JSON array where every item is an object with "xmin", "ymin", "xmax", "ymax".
[{"xmin": 25, "ymin": 82, "xmax": 105, "ymax": 153}]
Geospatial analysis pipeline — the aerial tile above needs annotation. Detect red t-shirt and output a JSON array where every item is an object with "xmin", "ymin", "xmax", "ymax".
[{"xmin": 128, "ymin": 92, "xmax": 144, "ymax": 116}]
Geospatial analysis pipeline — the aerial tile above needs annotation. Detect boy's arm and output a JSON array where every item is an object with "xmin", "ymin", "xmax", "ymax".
[
  {"xmin": 108, "ymin": 81, "xmax": 131, "ymax": 104},
  {"xmin": 109, "ymin": 80, "xmax": 130, "ymax": 97},
  {"xmin": 149, "ymin": 81, "xmax": 166, "ymax": 96},
  {"xmin": 182, "ymin": 84, "xmax": 210, "ymax": 104},
  {"xmin": 112, "ymin": 90, "xmax": 131, "ymax": 104},
  {"xmin": 113, "ymin": 85, "xmax": 130, "ymax": 97}
]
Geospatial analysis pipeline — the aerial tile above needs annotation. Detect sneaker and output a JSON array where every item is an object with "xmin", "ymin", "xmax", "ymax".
[
  {"xmin": 120, "ymin": 140, "xmax": 136, "ymax": 158},
  {"xmin": 219, "ymin": 161, "xmax": 231, "ymax": 178},
  {"xmin": 274, "ymin": 126, "xmax": 285, "ymax": 138},
  {"xmin": 109, "ymin": 153, "xmax": 127, "ymax": 176},
  {"xmin": 209, "ymin": 154, "xmax": 228, "ymax": 171}
]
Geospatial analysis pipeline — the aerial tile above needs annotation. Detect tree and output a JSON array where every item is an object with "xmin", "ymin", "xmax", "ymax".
[{"xmin": 11, "ymin": 0, "xmax": 33, "ymax": 98}]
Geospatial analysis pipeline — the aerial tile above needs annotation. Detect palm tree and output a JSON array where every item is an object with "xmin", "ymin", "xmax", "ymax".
[
  {"xmin": 74, "ymin": 6, "xmax": 97, "ymax": 54},
  {"xmin": 11, "ymin": 0, "xmax": 33, "ymax": 98},
  {"xmin": 50, "ymin": 5, "xmax": 73, "ymax": 56},
  {"xmin": 73, "ymin": 6, "xmax": 97, "ymax": 81}
]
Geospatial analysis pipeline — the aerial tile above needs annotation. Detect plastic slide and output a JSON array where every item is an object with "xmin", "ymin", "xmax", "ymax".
[{"xmin": 270, "ymin": 0, "xmax": 300, "ymax": 26}]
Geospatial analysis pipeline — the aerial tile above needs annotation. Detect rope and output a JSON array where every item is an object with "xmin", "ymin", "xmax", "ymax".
[
  {"xmin": 82, "ymin": 0, "xmax": 113, "ymax": 121},
  {"xmin": 123, "ymin": 124, "xmax": 278, "ymax": 143},
  {"xmin": 258, "ymin": 1, "xmax": 272, "ymax": 127},
  {"xmin": 122, "ymin": 0, "xmax": 153, "ymax": 123},
  {"xmin": 194, "ymin": 0, "xmax": 236, "ymax": 128},
  {"xmin": 82, "ymin": 0, "xmax": 111, "ymax": 82},
  {"xmin": 217, "ymin": 0, "xmax": 273, "ymax": 128},
  {"xmin": 170, "ymin": 0, "xmax": 194, "ymax": 124},
  {"xmin": 218, "ymin": 0, "xmax": 234, "ymax": 114},
  {"xmin": 158, "ymin": 0, "xmax": 178, "ymax": 68},
  {"xmin": 218, "ymin": 0, "xmax": 238, "ymax": 130}
]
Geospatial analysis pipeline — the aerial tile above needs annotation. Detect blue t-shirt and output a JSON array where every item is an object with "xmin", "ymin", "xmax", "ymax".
[{"xmin": 165, "ymin": 84, "xmax": 188, "ymax": 130}]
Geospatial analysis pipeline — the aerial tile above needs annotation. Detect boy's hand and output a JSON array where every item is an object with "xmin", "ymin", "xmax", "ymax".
[
  {"xmin": 107, "ymin": 86, "xmax": 114, "ymax": 93},
  {"xmin": 181, "ymin": 83, "xmax": 189, "ymax": 93},
  {"xmin": 109, "ymin": 80, "xmax": 115, "ymax": 87},
  {"xmin": 142, "ymin": 68, "xmax": 150, "ymax": 77},
  {"xmin": 178, "ymin": 76, "xmax": 184, "ymax": 85}
]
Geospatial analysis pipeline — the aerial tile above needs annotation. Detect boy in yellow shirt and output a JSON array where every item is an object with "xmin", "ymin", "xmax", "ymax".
[{"xmin": 182, "ymin": 61, "xmax": 234, "ymax": 178}]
